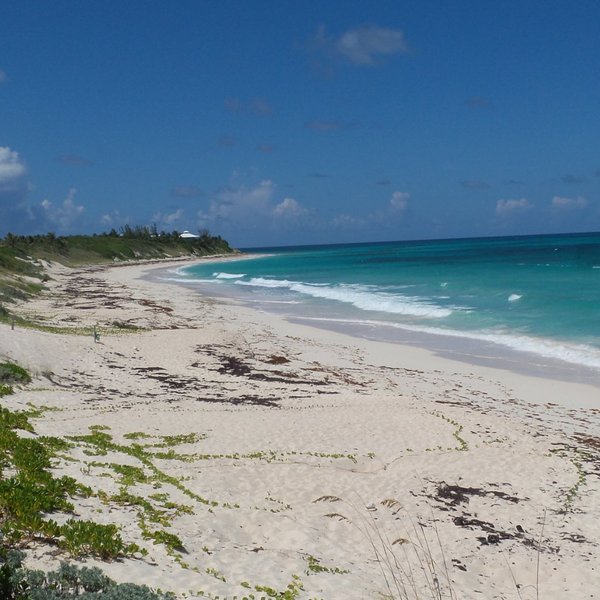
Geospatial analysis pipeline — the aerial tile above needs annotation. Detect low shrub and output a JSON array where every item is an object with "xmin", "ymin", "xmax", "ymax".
[
  {"xmin": 0, "ymin": 549, "xmax": 174, "ymax": 599},
  {"xmin": 0, "ymin": 384, "xmax": 13, "ymax": 398},
  {"xmin": 60, "ymin": 520, "xmax": 142, "ymax": 561},
  {"xmin": 0, "ymin": 363, "xmax": 31, "ymax": 385}
]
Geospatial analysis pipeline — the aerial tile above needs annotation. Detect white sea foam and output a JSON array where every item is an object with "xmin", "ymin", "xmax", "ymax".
[
  {"xmin": 213, "ymin": 272, "xmax": 245, "ymax": 279},
  {"xmin": 508, "ymin": 294, "xmax": 522, "ymax": 302},
  {"xmin": 258, "ymin": 300, "xmax": 302, "ymax": 304},
  {"xmin": 162, "ymin": 276, "xmax": 218, "ymax": 284},
  {"xmin": 235, "ymin": 277, "xmax": 453, "ymax": 318},
  {"xmin": 298, "ymin": 317, "xmax": 600, "ymax": 370}
]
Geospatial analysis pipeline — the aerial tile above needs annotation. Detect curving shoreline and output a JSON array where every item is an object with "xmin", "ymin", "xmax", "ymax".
[{"xmin": 1, "ymin": 257, "xmax": 600, "ymax": 598}]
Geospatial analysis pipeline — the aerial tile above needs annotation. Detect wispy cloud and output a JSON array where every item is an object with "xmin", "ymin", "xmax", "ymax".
[
  {"xmin": 0, "ymin": 69, "xmax": 7, "ymax": 83},
  {"xmin": 561, "ymin": 174, "xmax": 586, "ymax": 184},
  {"xmin": 218, "ymin": 135, "xmax": 237, "ymax": 147},
  {"xmin": 389, "ymin": 191, "xmax": 410, "ymax": 212},
  {"xmin": 250, "ymin": 98, "xmax": 272, "ymax": 116},
  {"xmin": 331, "ymin": 213, "xmax": 366, "ymax": 229},
  {"xmin": 552, "ymin": 195, "xmax": 587, "ymax": 209},
  {"xmin": 171, "ymin": 185, "xmax": 203, "ymax": 198},
  {"xmin": 332, "ymin": 191, "xmax": 410, "ymax": 230},
  {"xmin": 1, "ymin": 148, "xmax": 88, "ymax": 236},
  {"xmin": 496, "ymin": 198, "xmax": 532, "ymax": 216},
  {"xmin": 0, "ymin": 147, "xmax": 26, "ymax": 191},
  {"xmin": 224, "ymin": 97, "xmax": 273, "ymax": 116},
  {"xmin": 311, "ymin": 24, "xmax": 411, "ymax": 67},
  {"xmin": 0, "ymin": 147, "xmax": 29, "ymax": 234},
  {"xmin": 40, "ymin": 188, "xmax": 85, "ymax": 230},
  {"xmin": 461, "ymin": 179, "xmax": 490, "ymax": 190},
  {"xmin": 100, "ymin": 210, "xmax": 130, "ymax": 228},
  {"xmin": 56, "ymin": 154, "xmax": 94, "ymax": 167},
  {"xmin": 257, "ymin": 144, "xmax": 274, "ymax": 154},
  {"xmin": 273, "ymin": 197, "xmax": 307, "ymax": 219},
  {"xmin": 197, "ymin": 178, "xmax": 310, "ymax": 234},
  {"xmin": 466, "ymin": 96, "xmax": 492, "ymax": 109},
  {"xmin": 152, "ymin": 208, "xmax": 185, "ymax": 228}
]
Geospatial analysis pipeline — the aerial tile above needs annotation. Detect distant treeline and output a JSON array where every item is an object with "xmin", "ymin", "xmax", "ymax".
[
  {"xmin": 3, "ymin": 225, "xmax": 230, "ymax": 247},
  {"xmin": 0, "ymin": 227, "xmax": 235, "ymax": 312},
  {"xmin": 1, "ymin": 226, "xmax": 234, "ymax": 261}
]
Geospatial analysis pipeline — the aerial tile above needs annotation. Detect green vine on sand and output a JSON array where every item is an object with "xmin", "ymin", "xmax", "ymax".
[
  {"xmin": 0, "ymin": 402, "xmax": 140, "ymax": 561},
  {"xmin": 431, "ymin": 411, "xmax": 468, "ymax": 451},
  {"xmin": 550, "ymin": 446, "xmax": 588, "ymax": 512}
]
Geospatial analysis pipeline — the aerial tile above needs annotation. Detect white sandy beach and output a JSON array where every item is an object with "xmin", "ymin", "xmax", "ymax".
[{"xmin": 2, "ymin": 257, "xmax": 600, "ymax": 599}]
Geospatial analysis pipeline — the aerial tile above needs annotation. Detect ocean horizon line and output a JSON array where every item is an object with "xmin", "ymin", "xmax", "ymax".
[{"xmin": 239, "ymin": 228, "xmax": 600, "ymax": 253}]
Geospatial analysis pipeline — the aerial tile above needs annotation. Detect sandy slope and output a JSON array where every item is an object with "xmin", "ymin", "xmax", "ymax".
[{"xmin": 1, "ymin": 257, "xmax": 599, "ymax": 599}]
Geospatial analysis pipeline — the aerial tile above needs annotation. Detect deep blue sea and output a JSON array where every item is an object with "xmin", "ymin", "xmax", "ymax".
[{"xmin": 168, "ymin": 232, "xmax": 600, "ymax": 383}]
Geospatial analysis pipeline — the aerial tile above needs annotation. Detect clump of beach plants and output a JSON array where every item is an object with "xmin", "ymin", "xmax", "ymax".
[
  {"xmin": 0, "ymin": 363, "xmax": 31, "ymax": 385},
  {"xmin": 0, "ymin": 403, "xmax": 140, "ymax": 561},
  {"xmin": 0, "ymin": 550, "xmax": 173, "ymax": 599}
]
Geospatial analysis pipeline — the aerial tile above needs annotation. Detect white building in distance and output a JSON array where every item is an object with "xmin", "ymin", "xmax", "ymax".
[{"xmin": 179, "ymin": 230, "xmax": 200, "ymax": 239}]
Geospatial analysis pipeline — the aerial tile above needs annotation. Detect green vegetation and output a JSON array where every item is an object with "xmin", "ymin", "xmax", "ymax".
[
  {"xmin": 200, "ymin": 574, "xmax": 305, "ymax": 600},
  {"xmin": 0, "ymin": 363, "xmax": 32, "ymax": 385},
  {"xmin": 0, "ymin": 227, "xmax": 235, "ymax": 318},
  {"xmin": 0, "ymin": 384, "xmax": 14, "ymax": 398},
  {"xmin": 67, "ymin": 426, "xmax": 221, "ymax": 507},
  {"xmin": 305, "ymin": 555, "xmax": 349, "ymax": 575},
  {"xmin": 0, "ymin": 551, "xmax": 174, "ymax": 599},
  {"xmin": 0, "ymin": 242, "xmax": 45, "ymax": 308},
  {"xmin": 0, "ymin": 361, "xmax": 364, "ymax": 597},
  {"xmin": 431, "ymin": 411, "xmax": 468, "ymax": 452},
  {"xmin": 205, "ymin": 567, "xmax": 226, "ymax": 582},
  {"xmin": 550, "ymin": 446, "xmax": 589, "ymax": 512},
  {"xmin": 60, "ymin": 520, "xmax": 140, "ymax": 560},
  {"xmin": 1, "ymin": 227, "xmax": 233, "ymax": 267},
  {"xmin": 0, "ymin": 405, "xmax": 140, "ymax": 560}
]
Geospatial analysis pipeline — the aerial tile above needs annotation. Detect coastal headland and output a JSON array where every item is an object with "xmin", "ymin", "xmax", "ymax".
[{"xmin": 1, "ymin": 256, "xmax": 599, "ymax": 599}]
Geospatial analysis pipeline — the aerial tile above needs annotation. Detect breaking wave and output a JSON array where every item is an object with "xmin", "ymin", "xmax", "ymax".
[{"xmin": 235, "ymin": 277, "xmax": 453, "ymax": 319}]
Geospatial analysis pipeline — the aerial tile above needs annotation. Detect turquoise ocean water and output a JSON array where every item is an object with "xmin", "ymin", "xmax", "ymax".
[{"xmin": 168, "ymin": 232, "xmax": 600, "ymax": 383}]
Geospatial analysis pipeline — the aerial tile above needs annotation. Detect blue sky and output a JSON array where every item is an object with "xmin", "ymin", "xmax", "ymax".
[{"xmin": 1, "ymin": 1, "xmax": 599, "ymax": 247}]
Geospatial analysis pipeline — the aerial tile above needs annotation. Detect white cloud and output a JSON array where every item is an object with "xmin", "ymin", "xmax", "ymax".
[
  {"xmin": 273, "ymin": 197, "xmax": 307, "ymax": 219},
  {"xmin": 496, "ymin": 198, "xmax": 532, "ymax": 216},
  {"xmin": 0, "ymin": 69, "xmax": 6, "ymax": 83},
  {"xmin": 152, "ymin": 208, "xmax": 184, "ymax": 227},
  {"xmin": 224, "ymin": 97, "xmax": 273, "ymax": 115},
  {"xmin": 197, "ymin": 179, "xmax": 310, "ymax": 232},
  {"xmin": 390, "ymin": 191, "xmax": 410, "ymax": 212},
  {"xmin": 552, "ymin": 195, "xmax": 587, "ymax": 209},
  {"xmin": 100, "ymin": 210, "xmax": 131, "ymax": 228},
  {"xmin": 332, "ymin": 191, "xmax": 410, "ymax": 231},
  {"xmin": 309, "ymin": 25, "xmax": 410, "ymax": 70},
  {"xmin": 0, "ymin": 147, "xmax": 26, "ymax": 191},
  {"xmin": 198, "ymin": 179, "xmax": 274, "ymax": 227},
  {"xmin": 337, "ymin": 26, "xmax": 410, "ymax": 65},
  {"xmin": 40, "ymin": 188, "xmax": 84, "ymax": 229},
  {"xmin": 251, "ymin": 98, "xmax": 273, "ymax": 116},
  {"xmin": 330, "ymin": 213, "xmax": 366, "ymax": 229}
]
